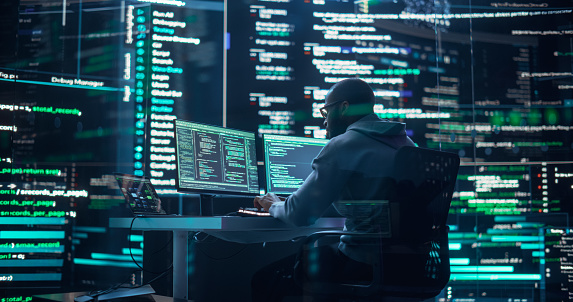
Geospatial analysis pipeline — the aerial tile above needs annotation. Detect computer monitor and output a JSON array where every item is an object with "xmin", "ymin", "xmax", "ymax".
[
  {"xmin": 175, "ymin": 120, "xmax": 260, "ymax": 204},
  {"xmin": 263, "ymin": 134, "xmax": 329, "ymax": 196}
]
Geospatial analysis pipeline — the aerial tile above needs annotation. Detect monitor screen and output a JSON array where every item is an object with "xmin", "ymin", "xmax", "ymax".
[
  {"xmin": 175, "ymin": 120, "xmax": 259, "ymax": 196},
  {"xmin": 263, "ymin": 134, "xmax": 329, "ymax": 196}
]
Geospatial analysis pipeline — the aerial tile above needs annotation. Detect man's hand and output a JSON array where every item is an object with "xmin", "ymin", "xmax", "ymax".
[{"xmin": 253, "ymin": 193, "xmax": 284, "ymax": 212}]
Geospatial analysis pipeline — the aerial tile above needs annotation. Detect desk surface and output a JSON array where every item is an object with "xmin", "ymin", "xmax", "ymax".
[
  {"xmin": 109, "ymin": 216, "xmax": 345, "ymax": 231},
  {"xmin": 109, "ymin": 216, "xmax": 346, "ymax": 243}
]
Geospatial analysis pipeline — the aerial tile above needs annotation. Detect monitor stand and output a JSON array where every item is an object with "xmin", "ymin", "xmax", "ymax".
[{"xmin": 199, "ymin": 194, "xmax": 215, "ymax": 216}]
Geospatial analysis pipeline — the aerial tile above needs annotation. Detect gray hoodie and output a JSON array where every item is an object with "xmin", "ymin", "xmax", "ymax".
[{"xmin": 269, "ymin": 113, "xmax": 416, "ymax": 263}]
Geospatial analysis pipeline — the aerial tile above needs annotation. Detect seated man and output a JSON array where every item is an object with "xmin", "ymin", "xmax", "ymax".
[{"xmin": 252, "ymin": 78, "xmax": 416, "ymax": 301}]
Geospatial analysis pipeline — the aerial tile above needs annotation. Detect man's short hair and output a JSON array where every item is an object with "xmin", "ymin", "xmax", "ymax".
[{"xmin": 327, "ymin": 78, "xmax": 375, "ymax": 106}]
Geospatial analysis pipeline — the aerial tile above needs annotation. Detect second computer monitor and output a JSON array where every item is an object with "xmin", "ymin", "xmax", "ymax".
[
  {"xmin": 263, "ymin": 134, "xmax": 329, "ymax": 196},
  {"xmin": 175, "ymin": 120, "xmax": 259, "ymax": 196}
]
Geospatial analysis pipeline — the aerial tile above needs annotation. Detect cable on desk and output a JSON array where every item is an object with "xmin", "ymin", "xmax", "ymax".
[
  {"xmin": 191, "ymin": 231, "xmax": 218, "ymax": 243},
  {"xmin": 129, "ymin": 216, "xmax": 173, "ymax": 274}
]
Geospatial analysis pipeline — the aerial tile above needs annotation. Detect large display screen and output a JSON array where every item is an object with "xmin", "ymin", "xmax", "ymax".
[{"xmin": 1, "ymin": 0, "xmax": 572, "ymax": 300}]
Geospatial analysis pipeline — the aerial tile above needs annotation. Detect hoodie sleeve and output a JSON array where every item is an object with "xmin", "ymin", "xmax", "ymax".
[{"xmin": 269, "ymin": 138, "xmax": 351, "ymax": 226}]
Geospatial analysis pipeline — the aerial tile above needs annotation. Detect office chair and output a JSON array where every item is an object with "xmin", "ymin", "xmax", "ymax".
[{"xmin": 294, "ymin": 146, "xmax": 460, "ymax": 301}]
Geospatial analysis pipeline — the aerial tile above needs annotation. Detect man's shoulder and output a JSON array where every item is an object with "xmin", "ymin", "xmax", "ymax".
[
  {"xmin": 321, "ymin": 130, "xmax": 369, "ymax": 155},
  {"xmin": 327, "ymin": 129, "xmax": 360, "ymax": 145}
]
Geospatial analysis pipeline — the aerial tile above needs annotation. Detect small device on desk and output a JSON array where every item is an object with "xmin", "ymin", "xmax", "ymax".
[{"xmin": 114, "ymin": 173, "xmax": 167, "ymax": 216}]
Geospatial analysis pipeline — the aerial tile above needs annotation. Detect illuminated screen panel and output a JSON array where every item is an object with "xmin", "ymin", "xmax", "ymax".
[
  {"xmin": 226, "ymin": 0, "xmax": 361, "ymax": 138},
  {"xmin": 263, "ymin": 134, "xmax": 328, "ymax": 195},
  {"xmin": 226, "ymin": 1, "xmax": 573, "ymax": 163},
  {"xmin": 131, "ymin": 3, "xmax": 224, "ymax": 193},
  {"xmin": 226, "ymin": 0, "xmax": 457, "ymax": 139},
  {"xmin": 452, "ymin": 163, "xmax": 573, "ymax": 216},
  {"xmin": 0, "ymin": 216, "xmax": 70, "ymax": 289},
  {"xmin": 445, "ymin": 162, "xmax": 573, "ymax": 300},
  {"xmin": 544, "ymin": 228, "xmax": 573, "ymax": 301},
  {"xmin": 1, "ymin": 0, "xmax": 134, "ymax": 291},
  {"xmin": 1, "ymin": 0, "xmax": 224, "ymax": 292},
  {"xmin": 362, "ymin": 2, "xmax": 573, "ymax": 163},
  {"xmin": 175, "ymin": 120, "xmax": 259, "ymax": 196},
  {"xmin": 446, "ymin": 214, "xmax": 569, "ymax": 301}
]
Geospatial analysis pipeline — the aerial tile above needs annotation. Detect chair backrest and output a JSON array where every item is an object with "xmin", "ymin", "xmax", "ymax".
[
  {"xmin": 381, "ymin": 146, "xmax": 460, "ymax": 295},
  {"xmin": 390, "ymin": 146, "xmax": 459, "ymax": 241},
  {"xmin": 294, "ymin": 146, "xmax": 460, "ymax": 299}
]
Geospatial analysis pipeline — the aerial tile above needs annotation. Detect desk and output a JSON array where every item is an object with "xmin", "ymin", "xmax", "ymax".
[{"xmin": 109, "ymin": 216, "xmax": 345, "ymax": 300}]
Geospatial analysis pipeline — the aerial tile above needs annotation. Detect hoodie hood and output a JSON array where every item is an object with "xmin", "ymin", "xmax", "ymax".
[{"xmin": 346, "ymin": 113, "xmax": 413, "ymax": 149}]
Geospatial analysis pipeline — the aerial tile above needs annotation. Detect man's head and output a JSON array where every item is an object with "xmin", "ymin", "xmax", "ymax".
[{"xmin": 322, "ymin": 78, "xmax": 375, "ymax": 139}]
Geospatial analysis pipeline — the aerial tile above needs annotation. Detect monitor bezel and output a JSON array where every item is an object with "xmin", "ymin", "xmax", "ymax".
[{"xmin": 174, "ymin": 119, "xmax": 260, "ymax": 197}]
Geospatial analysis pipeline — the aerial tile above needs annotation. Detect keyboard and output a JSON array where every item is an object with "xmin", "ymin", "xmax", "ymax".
[{"xmin": 236, "ymin": 207, "xmax": 271, "ymax": 217}]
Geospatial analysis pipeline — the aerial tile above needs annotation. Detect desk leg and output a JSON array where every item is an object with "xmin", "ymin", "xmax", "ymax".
[{"xmin": 173, "ymin": 230, "xmax": 188, "ymax": 300}]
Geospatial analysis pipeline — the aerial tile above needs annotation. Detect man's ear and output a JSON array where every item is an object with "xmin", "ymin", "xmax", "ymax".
[{"xmin": 340, "ymin": 101, "xmax": 350, "ymax": 116}]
